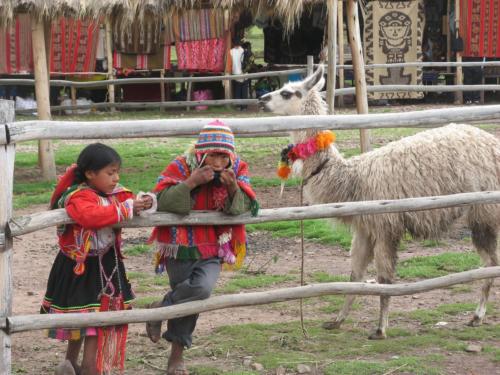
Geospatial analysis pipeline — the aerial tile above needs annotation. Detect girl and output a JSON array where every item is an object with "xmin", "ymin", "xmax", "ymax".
[
  {"xmin": 42, "ymin": 143, "xmax": 152, "ymax": 375},
  {"xmin": 145, "ymin": 120, "xmax": 258, "ymax": 375}
]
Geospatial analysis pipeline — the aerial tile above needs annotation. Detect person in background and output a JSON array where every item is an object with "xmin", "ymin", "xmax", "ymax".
[{"xmin": 229, "ymin": 39, "xmax": 248, "ymax": 110}]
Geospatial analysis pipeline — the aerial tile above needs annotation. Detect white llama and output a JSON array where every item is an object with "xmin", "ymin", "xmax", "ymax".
[{"xmin": 259, "ymin": 65, "xmax": 500, "ymax": 339}]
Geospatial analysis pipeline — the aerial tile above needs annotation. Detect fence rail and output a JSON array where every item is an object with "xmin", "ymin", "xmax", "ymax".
[
  {"xmin": 7, "ymin": 191, "xmax": 500, "ymax": 239},
  {"xmin": 4, "ymin": 266, "xmax": 500, "ymax": 333},
  {"xmin": 5, "ymin": 104, "xmax": 500, "ymax": 144}
]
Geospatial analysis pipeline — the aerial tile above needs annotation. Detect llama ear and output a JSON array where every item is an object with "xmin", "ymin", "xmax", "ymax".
[{"xmin": 303, "ymin": 64, "xmax": 325, "ymax": 91}]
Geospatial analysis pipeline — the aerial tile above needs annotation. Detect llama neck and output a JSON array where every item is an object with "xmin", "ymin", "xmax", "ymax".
[
  {"xmin": 300, "ymin": 89, "xmax": 327, "ymax": 116},
  {"xmin": 301, "ymin": 146, "xmax": 358, "ymax": 204}
]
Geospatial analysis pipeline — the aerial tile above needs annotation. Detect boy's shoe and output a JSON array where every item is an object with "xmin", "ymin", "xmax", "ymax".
[
  {"xmin": 54, "ymin": 360, "xmax": 76, "ymax": 375},
  {"xmin": 145, "ymin": 300, "xmax": 163, "ymax": 343}
]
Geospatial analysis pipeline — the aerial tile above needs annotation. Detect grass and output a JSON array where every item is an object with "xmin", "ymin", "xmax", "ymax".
[
  {"xmin": 217, "ymin": 273, "xmax": 296, "ymax": 294},
  {"xmin": 397, "ymin": 252, "xmax": 481, "ymax": 279},
  {"xmin": 247, "ymin": 220, "xmax": 352, "ymax": 249},
  {"xmin": 123, "ymin": 244, "xmax": 152, "ymax": 256}
]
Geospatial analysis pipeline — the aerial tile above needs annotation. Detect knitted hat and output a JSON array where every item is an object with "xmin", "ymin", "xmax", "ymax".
[{"xmin": 195, "ymin": 120, "xmax": 236, "ymax": 160}]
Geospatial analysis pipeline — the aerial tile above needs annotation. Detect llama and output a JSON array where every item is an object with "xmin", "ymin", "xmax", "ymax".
[{"xmin": 259, "ymin": 65, "xmax": 500, "ymax": 339}]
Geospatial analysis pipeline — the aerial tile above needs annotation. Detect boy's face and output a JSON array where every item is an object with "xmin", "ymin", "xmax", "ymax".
[{"xmin": 203, "ymin": 152, "xmax": 231, "ymax": 171}]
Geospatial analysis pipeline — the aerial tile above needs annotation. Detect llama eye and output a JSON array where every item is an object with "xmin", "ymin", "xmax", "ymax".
[{"xmin": 280, "ymin": 91, "xmax": 293, "ymax": 99}]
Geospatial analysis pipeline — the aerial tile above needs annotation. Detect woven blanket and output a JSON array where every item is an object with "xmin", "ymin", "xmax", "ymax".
[
  {"xmin": 113, "ymin": 14, "xmax": 161, "ymax": 54},
  {"xmin": 166, "ymin": 9, "xmax": 229, "ymax": 42},
  {"xmin": 0, "ymin": 14, "xmax": 33, "ymax": 74},
  {"xmin": 176, "ymin": 38, "xmax": 226, "ymax": 72},
  {"xmin": 113, "ymin": 45, "xmax": 171, "ymax": 72},
  {"xmin": 50, "ymin": 18, "xmax": 100, "ymax": 73},
  {"xmin": 363, "ymin": 0, "xmax": 424, "ymax": 99},
  {"xmin": 460, "ymin": 0, "xmax": 500, "ymax": 57}
]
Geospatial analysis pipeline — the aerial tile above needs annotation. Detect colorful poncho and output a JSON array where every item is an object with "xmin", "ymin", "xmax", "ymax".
[{"xmin": 149, "ymin": 154, "xmax": 258, "ymax": 272}]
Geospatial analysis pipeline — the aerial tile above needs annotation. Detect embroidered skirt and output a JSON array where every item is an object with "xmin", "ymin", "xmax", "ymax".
[{"xmin": 41, "ymin": 247, "xmax": 134, "ymax": 341}]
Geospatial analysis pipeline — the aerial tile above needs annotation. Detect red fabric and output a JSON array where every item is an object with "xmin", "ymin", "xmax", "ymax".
[
  {"xmin": 149, "ymin": 155, "xmax": 255, "ymax": 254},
  {"xmin": 50, "ymin": 17, "xmax": 100, "ymax": 73},
  {"xmin": 0, "ymin": 14, "xmax": 33, "ymax": 74},
  {"xmin": 460, "ymin": 0, "xmax": 500, "ymax": 57},
  {"xmin": 57, "ymin": 187, "xmax": 133, "ymax": 274},
  {"xmin": 176, "ymin": 38, "xmax": 226, "ymax": 72}
]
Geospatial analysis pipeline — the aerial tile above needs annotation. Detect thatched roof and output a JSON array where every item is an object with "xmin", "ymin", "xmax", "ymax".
[{"xmin": 0, "ymin": 0, "xmax": 320, "ymax": 31}]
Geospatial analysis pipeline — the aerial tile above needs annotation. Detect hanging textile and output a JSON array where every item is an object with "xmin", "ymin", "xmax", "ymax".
[
  {"xmin": 113, "ymin": 13, "xmax": 161, "ymax": 54},
  {"xmin": 363, "ymin": 0, "xmax": 425, "ymax": 99},
  {"xmin": 50, "ymin": 18, "xmax": 100, "ymax": 73},
  {"xmin": 460, "ymin": 0, "xmax": 500, "ymax": 57},
  {"xmin": 113, "ymin": 45, "xmax": 171, "ymax": 72},
  {"xmin": 0, "ymin": 14, "xmax": 33, "ymax": 74},
  {"xmin": 175, "ymin": 38, "xmax": 226, "ymax": 72},
  {"xmin": 165, "ymin": 9, "xmax": 229, "ymax": 42}
]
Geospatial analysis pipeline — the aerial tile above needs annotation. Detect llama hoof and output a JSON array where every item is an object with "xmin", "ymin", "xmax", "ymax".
[
  {"xmin": 54, "ymin": 360, "xmax": 76, "ymax": 375},
  {"xmin": 322, "ymin": 320, "xmax": 342, "ymax": 330},
  {"xmin": 368, "ymin": 329, "xmax": 386, "ymax": 340},
  {"xmin": 466, "ymin": 315, "xmax": 483, "ymax": 327}
]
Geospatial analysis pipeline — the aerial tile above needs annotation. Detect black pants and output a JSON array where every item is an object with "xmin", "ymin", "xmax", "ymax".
[
  {"xmin": 233, "ymin": 80, "xmax": 249, "ymax": 109},
  {"xmin": 463, "ymin": 66, "xmax": 482, "ymax": 102}
]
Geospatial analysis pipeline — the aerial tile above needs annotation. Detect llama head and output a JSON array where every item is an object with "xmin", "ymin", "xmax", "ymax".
[{"xmin": 258, "ymin": 65, "xmax": 326, "ymax": 116}]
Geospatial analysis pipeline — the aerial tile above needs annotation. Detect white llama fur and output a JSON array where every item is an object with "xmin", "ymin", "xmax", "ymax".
[{"xmin": 259, "ymin": 65, "xmax": 500, "ymax": 339}]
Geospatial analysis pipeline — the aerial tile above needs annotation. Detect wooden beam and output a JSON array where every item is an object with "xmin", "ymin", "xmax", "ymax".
[
  {"xmin": 326, "ymin": 0, "xmax": 338, "ymax": 114},
  {"xmin": 346, "ymin": 0, "xmax": 371, "ymax": 152},
  {"xmin": 7, "ymin": 266, "xmax": 500, "ymax": 333},
  {"xmin": 338, "ymin": 0, "xmax": 345, "ymax": 107},
  {"xmin": 454, "ymin": 0, "xmax": 463, "ymax": 104},
  {"xmin": 307, "ymin": 55, "xmax": 314, "ymax": 77},
  {"xmin": 31, "ymin": 16, "xmax": 56, "ymax": 181},
  {"xmin": 9, "ymin": 191, "xmax": 500, "ymax": 237},
  {"xmin": 160, "ymin": 69, "xmax": 165, "ymax": 112},
  {"xmin": 0, "ymin": 100, "xmax": 15, "ymax": 375},
  {"xmin": 4, "ymin": 105, "xmax": 500, "ymax": 144},
  {"xmin": 105, "ymin": 18, "xmax": 116, "ymax": 112},
  {"xmin": 224, "ymin": 13, "xmax": 232, "ymax": 108}
]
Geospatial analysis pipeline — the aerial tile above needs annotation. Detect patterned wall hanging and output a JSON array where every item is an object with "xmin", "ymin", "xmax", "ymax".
[{"xmin": 363, "ymin": 0, "xmax": 425, "ymax": 100}]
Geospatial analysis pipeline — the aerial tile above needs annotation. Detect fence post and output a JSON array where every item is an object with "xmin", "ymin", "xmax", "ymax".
[
  {"xmin": 0, "ymin": 100, "xmax": 15, "ymax": 375},
  {"xmin": 106, "ymin": 17, "xmax": 116, "ymax": 112},
  {"xmin": 326, "ymin": 0, "xmax": 338, "ymax": 115},
  {"xmin": 347, "ymin": 0, "xmax": 371, "ymax": 152},
  {"xmin": 337, "ymin": 0, "xmax": 345, "ymax": 108},
  {"xmin": 307, "ymin": 56, "xmax": 314, "ymax": 77}
]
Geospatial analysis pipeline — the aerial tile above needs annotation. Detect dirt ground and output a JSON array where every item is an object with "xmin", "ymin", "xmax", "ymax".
[{"xmin": 8, "ymin": 120, "xmax": 500, "ymax": 375}]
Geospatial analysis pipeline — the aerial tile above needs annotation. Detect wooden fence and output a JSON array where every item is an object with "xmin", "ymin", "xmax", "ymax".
[{"xmin": 1, "ymin": 99, "xmax": 500, "ymax": 373}]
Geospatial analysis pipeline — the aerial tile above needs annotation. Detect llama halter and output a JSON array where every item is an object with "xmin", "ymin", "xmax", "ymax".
[{"xmin": 277, "ymin": 131, "xmax": 336, "ymax": 181}]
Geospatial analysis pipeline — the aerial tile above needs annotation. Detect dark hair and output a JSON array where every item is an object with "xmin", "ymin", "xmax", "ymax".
[
  {"xmin": 242, "ymin": 41, "xmax": 251, "ymax": 49},
  {"xmin": 74, "ymin": 143, "xmax": 122, "ymax": 183}
]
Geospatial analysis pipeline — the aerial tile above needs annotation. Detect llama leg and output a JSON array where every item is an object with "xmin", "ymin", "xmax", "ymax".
[
  {"xmin": 369, "ymin": 238, "xmax": 397, "ymax": 340},
  {"xmin": 323, "ymin": 229, "xmax": 373, "ymax": 330},
  {"xmin": 468, "ymin": 224, "xmax": 498, "ymax": 327}
]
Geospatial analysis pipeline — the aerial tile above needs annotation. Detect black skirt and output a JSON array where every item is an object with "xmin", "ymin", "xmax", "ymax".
[{"xmin": 41, "ymin": 247, "xmax": 134, "ymax": 340}]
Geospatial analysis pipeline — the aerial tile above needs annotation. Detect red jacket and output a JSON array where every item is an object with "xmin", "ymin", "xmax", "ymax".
[{"xmin": 57, "ymin": 185, "xmax": 134, "ymax": 275}]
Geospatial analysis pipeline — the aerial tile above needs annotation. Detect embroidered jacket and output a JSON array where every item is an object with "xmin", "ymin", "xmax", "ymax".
[
  {"xmin": 149, "ymin": 154, "xmax": 258, "ymax": 272},
  {"xmin": 56, "ymin": 184, "xmax": 134, "ymax": 275}
]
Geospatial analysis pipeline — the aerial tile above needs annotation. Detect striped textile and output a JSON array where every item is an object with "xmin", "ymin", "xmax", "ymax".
[
  {"xmin": 166, "ymin": 8, "xmax": 229, "ymax": 42},
  {"xmin": 113, "ymin": 45, "xmax": 171, "ymax": 71},
  {"xmin": 0, "ymin": 14, "xmax": 33, "ymax": 74},
  {"xmin": 460, "ymin": 0, "xmax": 500, "ymax": 57},
  {"xmin": 50, "ymin": 18, "xmax": 100, "ymax": 73},
  {"xmin": 176, "ymin": 38, "xmax": 226, "ymax": 72}
]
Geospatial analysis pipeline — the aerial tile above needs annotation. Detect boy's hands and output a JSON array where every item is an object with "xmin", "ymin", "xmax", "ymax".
[
  {"xmin": 185, "ymin": 165, "xmax": 214, "ymax": 189},
  {"xmin": 220, "ymin": 169, "xmax": 238, "ymax": 196}
]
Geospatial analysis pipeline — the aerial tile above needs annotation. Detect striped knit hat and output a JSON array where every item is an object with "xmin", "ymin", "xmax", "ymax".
[{"xmin": 195, "ymin": 120, "xmax": 235, "ymax": 161}]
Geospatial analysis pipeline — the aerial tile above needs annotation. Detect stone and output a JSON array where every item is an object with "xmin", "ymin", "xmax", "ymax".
[
  {"xmin": 297, "ymin": 364, "xmax": 311, "ymax": 374},
  {"xmin": 251, "ymin": 362, "xmax": 264, "ymax": 371},
  {"xmin": 465, "ymin": 344, "xmax": 482, "ymax": 353}
]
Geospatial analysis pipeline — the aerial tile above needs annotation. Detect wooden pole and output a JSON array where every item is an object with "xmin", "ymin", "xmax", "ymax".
[
  {"xmin": 70, "ymin": 86, "xmax": 77, "ymax": 108},
  {"xmin": 338, "ymin": 0, "xmax": 345, "ymax": 107},
  {"xmin": 326, "ymin": 0, "xmax": 338, "ymax": 114},
  {"xmin": 105, "ymin": 18, "xmax": 116, "ymax": 112},
  {"xmin": 31, "ymin": 17, "xmax": 56, "ymax": 181},
  {"xmin": 224, "ymin": 11, "xmax": 232, "ymax": 108},
  {"xmin": 307, "ymin": 55, "xmax": 314, "ymax": 76},
  {"xmin": 0, "ymin": 100, "xmax": 15, "ymax": 375},
  {"xmin": 6, "ymin": 266, "xmax": 500, "ymax": 333},
  {"xmin": 160, "ymin": 69, "xmax": 165, "ymax": 112},
  {"xmin": 446, "ymin": 0, "xmax": 452, "ymax": 73},
  {"xmin": 347, "ymin": 0, "xmax": 371, "ymax": 152},
  {"xmin": 454, "ymin": 0, "xmax": 463, "ymax": 104},
  {"xmin": 186, "ymin": 78, "xmax": 193, "ymax": 112}
]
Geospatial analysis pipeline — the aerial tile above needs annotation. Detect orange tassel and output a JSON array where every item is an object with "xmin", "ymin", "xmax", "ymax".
[
  {"xmin": 316, "ymin": 131, "xmax": 336, "ymax": 149},
  {"xmin": 277, "ymin": 163, "xmax": 292, "ymax": 180}
]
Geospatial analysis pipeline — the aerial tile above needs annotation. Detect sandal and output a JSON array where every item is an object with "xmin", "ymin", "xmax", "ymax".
[{"xmin": 145, "ymin": 301, "xmax": 163, "ymax": 343}]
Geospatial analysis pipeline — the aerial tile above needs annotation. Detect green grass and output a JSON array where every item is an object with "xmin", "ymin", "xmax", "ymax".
[
  {"xmin": 123, "ymin": 244, "xmax": 152, "ymax": 256},
  {"xmin": 217, "ymin": 273, "xmax": 296, "ymax": 294},
  {"xmin": 247, "ymin": 220, "xmax": 352, "ymax": 249},
  {"xmin": 397, "ymin": 252, "xmax": 481, "ymax": 279},
  {"xmin": 309, "ymin": 271, "xmax": 349, "ymax": 283}
]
